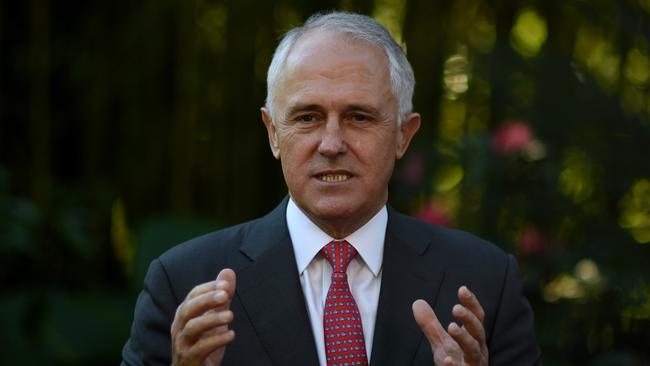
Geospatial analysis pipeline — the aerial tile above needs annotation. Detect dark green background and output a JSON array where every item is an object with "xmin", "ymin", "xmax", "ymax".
[{"xmin": 1, "ymin": 0, "xmax": 649, "ymax": 364}]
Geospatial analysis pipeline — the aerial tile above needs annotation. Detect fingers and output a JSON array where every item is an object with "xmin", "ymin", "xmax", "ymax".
[
  {"xmin": 458, "ymin": 286, "xmax": 485, "ymax": 323},
  {"xmin": 412, "ymin": 299, "xmax": 446, "ymax": 346},
  {"xmin": 190, "ymin": 329, "xmax": 236, "ymax": 360},
  {"xmin": 412, "ymin": 299, "xmax": 461, "ymax": 363},
  {"xmin": 172, "ymin": 286, "xmax": 231, "ymax": 334},
  {"xmin": 454, "ymin": 287, "xmax": 486, "ymax": 346},
  {"xmin": 182, "ymin": 310, "xmax": 234, "ymax": 340},
  {"xmin": 176, "ymin": 329, "xmax": 235, "ymax": 365},
  {"xmin": 414, "ymin": 287, "xmax": 489, "ymax": 366},
  {"xmin": 173, "ymin": 269, "xmax": 237, "ymax": 330},
  {"xmin": 186, "ymin": 280, "xmax": 222, "ymax": 301},
  {"xmin": 172, "ymin": 306, "xmax": 235, "ymax": 366},
  {"xmin": 448, "ymin": 321, "xmax": 481, "ymax": 361},
  {"xmin": 171, "ymin": 280, "xmax": 223, "ymax": 334},
  {"xmin": 449, "ymin": 286, "xmax": 488, "ymax": 364},
  {"xmin": 171, "ymin": 268, "xmax": 238, "ymax": 366}
]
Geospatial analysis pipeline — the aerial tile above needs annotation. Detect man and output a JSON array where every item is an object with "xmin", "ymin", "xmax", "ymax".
[{"xmin": 122, "ymin": 11, "xmax": 541, "ymax": 366}]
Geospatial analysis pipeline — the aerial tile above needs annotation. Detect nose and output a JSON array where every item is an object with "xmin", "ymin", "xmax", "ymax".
[{"xmin": 318, "ymin": 117, "xmax": 347, "ymax": 156}]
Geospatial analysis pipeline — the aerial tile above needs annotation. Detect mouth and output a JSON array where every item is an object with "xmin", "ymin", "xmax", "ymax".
[{"xmin": 315, "ymin": 171, "xmax": 353, "ymax": 183}]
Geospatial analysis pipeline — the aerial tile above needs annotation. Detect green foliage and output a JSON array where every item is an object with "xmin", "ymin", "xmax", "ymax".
[
  {"xmin": 132, "ymin": 215, "xmax": 221, "ymax": 288},
  {"xmin": 0, "ymin": 164, "xmax": 220, "ymax": 365}
]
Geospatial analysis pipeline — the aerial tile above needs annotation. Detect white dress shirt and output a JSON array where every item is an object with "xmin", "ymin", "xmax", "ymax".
[{"xmin": 286, "ymin": 197, "xmax": 386, "ymax": 366}]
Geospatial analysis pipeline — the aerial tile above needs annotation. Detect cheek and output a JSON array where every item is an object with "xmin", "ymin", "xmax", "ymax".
[
  {"xmin": 279, "ymin": 138, "xmax": 312, "ymax": 175},
  {"xmin": 355, "ymin": 133, "xmax": 397, "ymax": 160},
  {"xmin": 280, "ymin": 130, "xmax": 321, "ymax": 155}
]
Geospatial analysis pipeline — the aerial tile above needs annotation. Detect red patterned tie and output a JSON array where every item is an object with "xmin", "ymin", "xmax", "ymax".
[{"xmin": 321, "ymin": 240, "xmax": 368, "ymax": 366}]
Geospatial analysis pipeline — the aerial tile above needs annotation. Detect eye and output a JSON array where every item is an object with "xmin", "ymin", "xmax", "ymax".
[
  {"xmin": 351, "ymin": 114, "xmax": 371, "ymax": 122},
  {"xmin": 296, "ymin": 114, "xmax": 315, "ymax": 123}
]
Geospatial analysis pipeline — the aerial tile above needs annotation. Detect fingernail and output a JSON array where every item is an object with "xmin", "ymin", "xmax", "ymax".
[
  {"xmin": 449, "ymin": 322, "xmax": 459, "ymax": 333},
  {"xmin": 461, "ymin": 286, "xmax": 471, "ymax": 297}
]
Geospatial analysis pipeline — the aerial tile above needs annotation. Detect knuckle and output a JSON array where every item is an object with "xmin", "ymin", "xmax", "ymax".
[
  {"xmin": 185, "ymin": 317, "xmax": 203, "ymax": 338},
  {"xmin": 477, "ymin": 328, "xmax": 487, "ymax": 349},
  {"xmin": 211, "ymin": 311, "xmax": 230, "ymax": 326},
  {"xmin": 187, "ymin": 287, "xmax": 200, "ymax": 300},
  {"xmin": 443, "ymin": 339, "xmax": 457, "ymax": 353},
  {"xmin": 175, "ymin": 347, "xmax": 189, "ymax": 362},
  {"xmin": 469, "ymin": 339, "xmax": 481, "ymax": 355}
]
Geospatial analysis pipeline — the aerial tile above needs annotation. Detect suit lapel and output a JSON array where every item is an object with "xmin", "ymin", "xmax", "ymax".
[
  {"xmin": 236, "ymin": 198, "xmax": 319, "ymax": 366},
  {"xmin": 370, "ymin": 208, "xmax": 445, "ymax": 366}
]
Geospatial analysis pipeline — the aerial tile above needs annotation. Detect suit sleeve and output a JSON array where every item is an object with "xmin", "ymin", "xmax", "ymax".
[
  {"xmin": 121, "ymin": 259, "xmax": 178, "ymax": 366},
  {"xmin": 488, "ymin": 254, "xmax": 542, "ymax": 365}
]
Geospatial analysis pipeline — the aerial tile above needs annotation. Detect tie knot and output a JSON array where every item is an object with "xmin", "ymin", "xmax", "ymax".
[{"xmin": 320, "ymin": 240, "xmax": 357, "ymax": 273}]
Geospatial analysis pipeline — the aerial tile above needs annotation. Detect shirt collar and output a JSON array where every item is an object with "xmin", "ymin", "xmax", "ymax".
[{"xmin": 287, "ymin": 197, "xmax": 386, "ymax": 277}]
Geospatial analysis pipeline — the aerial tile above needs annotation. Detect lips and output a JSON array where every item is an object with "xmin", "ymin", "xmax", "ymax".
[
  {"xmin": 319, "ymin": 173, "xmax": 350, "ymax": 182},
  {"xmin": 314, "ymin": 170, "xmax": 354, "ymax": 182}
]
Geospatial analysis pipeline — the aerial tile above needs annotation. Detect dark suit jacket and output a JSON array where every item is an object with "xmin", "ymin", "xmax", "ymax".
[{"xmin": 122, "ymin": 198, "xmax": 541, "ymax": 365}]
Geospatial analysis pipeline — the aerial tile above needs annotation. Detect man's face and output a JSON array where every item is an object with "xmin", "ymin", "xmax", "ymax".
[{"xmin": 262, "ymin": 30, "xmax": 420, "ymax": 237}]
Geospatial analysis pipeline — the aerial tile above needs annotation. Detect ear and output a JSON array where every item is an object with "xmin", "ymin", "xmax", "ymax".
[
  {"xmin": 395, "ymin": 112, "xmax": 421, "ymax": 159},
  {"xmin": 261, "ymin": 107, "xmax": 281, "ymax": 160}
]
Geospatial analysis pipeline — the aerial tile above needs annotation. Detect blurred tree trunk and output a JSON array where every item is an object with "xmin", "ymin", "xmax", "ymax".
[
  {"xmin": 170, "ymin": 0, "xmax": 199, "ymax": 213},
  {"xmin": 210, "ymin": 0, "xmax": 277, "ymax": 222},
  {"xmin": 29, "ymin": 0, "xmax": 51, "ymax": 209},
  {"xmin": 115, "ymin": 0, "xmax": 170, "ymax": 215},
  {"xmin": 0, "ymin": 4, "xmax": 3, "ymax": 140},
  {"xmin": 81, "ymin": 3, "xmax": 110, "ymax": 190},
  {"xmin": 403, "ymin": 0, "xmax": 445, "ymax": 138},
  {"xmin": 488, "ymin": 0, "xmax": 516, "ymax": 128}
]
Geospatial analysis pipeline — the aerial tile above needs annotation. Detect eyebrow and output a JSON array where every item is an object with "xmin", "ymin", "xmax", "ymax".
[
  {"xmin": 343, "ymin": 104, "xmax": 382, "ymax": 116},
  {"xmin": 285, "ymin": 104, "xmax": 325, "ymax": 117},
  {"xmin": 285, "ymin": 103, "xmax": 382, "ymax": 117}
]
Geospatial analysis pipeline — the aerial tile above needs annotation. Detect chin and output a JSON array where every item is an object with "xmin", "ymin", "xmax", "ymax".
[
  {"xmin": 313, "ymin": 200, "xmax": 355, "ymax": 218},
  {"xmin": 303, "ymin": 195, "xmax": 357, "ymax": 219}
]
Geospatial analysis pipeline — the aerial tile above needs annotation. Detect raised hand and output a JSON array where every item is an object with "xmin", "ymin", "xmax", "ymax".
[
  {"xmin": 412, "ymin": 286, "xmax": 488, "ymax": 366},
  {"xmin": 171, "ymin": 268, "xmax": 237, "ymax": 366}
]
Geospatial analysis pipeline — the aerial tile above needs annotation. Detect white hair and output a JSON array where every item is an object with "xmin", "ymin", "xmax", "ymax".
[{"xmin": 265, "ymin": 11, "xmax": 415, "ymax": 126}]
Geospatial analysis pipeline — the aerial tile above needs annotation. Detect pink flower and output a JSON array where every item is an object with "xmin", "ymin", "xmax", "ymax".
[
  {"xmin": 492, "ymin": 121, "xmax": 534, "ymax": 154},
  {"xmin": 519, "ymin": 225, "xmax": 546, "ymax": 255},
  {"xmin": 416, "ymin": 203, "xmax": 452, "ymax": 227}
]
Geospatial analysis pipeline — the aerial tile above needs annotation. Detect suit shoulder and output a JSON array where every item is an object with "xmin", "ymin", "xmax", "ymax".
[
  {"xmin": 394, "ymin": 211, "xmax": 510, "ymax": 266},
  {"xmin": 155, "ymin": 216, "xmax": 265, "ymax": 275}
]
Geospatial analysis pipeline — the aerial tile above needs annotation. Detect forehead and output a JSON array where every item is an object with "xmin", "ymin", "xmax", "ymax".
[
  {"xmin": 277, "ymin": 30, "xmax": 394, "ymax": 107},
  {"xmin": 286, "ymin": 30, "xmax": 389, "ymax": 76}
]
